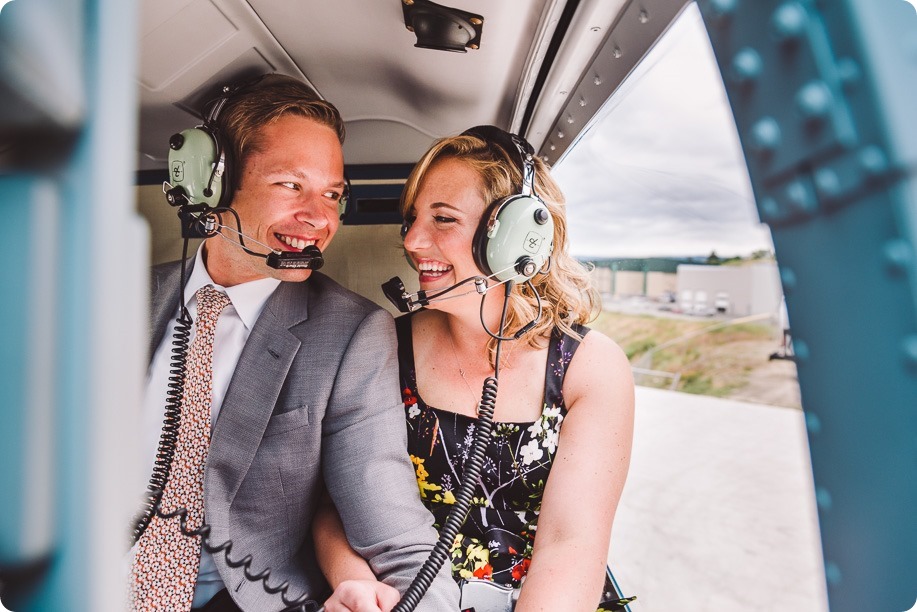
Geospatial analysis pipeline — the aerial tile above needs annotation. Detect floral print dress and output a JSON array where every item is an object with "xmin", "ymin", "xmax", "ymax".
[{"xmin": 396, "ymin": 316, "xmax": 634, "ymax": 612}]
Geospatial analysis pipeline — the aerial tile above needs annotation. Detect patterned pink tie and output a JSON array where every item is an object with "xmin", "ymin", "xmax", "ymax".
[{"xmin": 131, "ymin": 285, "xmax": 231, "ymax": 612}]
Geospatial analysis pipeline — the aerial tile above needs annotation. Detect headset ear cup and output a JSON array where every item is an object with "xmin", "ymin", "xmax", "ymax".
[
  {"xmin": 476, "ymin": 195, "xmax": 554, "ymax": 282},
  {"xmin": 167, "ymin": 126, "xmax": 225, "ymax": 209},
  {"xmin": 472, "ymin": 201, "xmax": 501, "ymax": 277}
]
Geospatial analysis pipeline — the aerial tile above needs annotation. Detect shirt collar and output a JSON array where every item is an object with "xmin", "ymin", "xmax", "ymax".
[{"xmin": 184, "ymin": 244, "xmax": 281, "ymax": 330}]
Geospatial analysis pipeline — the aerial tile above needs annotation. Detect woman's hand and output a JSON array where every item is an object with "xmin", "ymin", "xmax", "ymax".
[{"xmin": 322, "ymin": 579, "xmax": 401, "ymax": 612}]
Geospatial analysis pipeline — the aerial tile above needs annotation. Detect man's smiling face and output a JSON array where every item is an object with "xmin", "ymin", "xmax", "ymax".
[{"xmin": 203, "ymin": 113, "xmax": 345, "ymax": 287}]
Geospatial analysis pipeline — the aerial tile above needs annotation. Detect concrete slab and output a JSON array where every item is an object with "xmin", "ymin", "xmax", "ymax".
[{"xmin": 608, "ymin": 387, "xmax": 829, "ymax": 611}]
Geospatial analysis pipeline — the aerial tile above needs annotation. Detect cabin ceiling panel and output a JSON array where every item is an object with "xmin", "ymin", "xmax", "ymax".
[
  {"xmin": 139, "ymin": 0, "xmax": 238, "ymax": 91},
  {"xmin": 139, "ymin": 0, "xmax": 199, "ymax": 39},
  {"xmin": 137, "ymin": 0, "xmax": 307, "ymax": 167},
  {"xmin": 136, "ymin": 0, "xmax": 616, "ymax": 169},
  {"xmin": 246, "ymin": 0, "xmax": 552, "ymax": 157}
]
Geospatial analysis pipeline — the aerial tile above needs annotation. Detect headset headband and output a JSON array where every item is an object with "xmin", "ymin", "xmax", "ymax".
[{"xmin": 461, "ymin": 125, "xmax": 537, "ymax": 197}]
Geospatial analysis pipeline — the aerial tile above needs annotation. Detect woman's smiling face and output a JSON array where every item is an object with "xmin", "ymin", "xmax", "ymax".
[{"xmin": 402, "ymin": 157, "xmax": 489, "ymax": 298}]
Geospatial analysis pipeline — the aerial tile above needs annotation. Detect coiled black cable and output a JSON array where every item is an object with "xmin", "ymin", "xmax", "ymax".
[
  {"xmin": 392, "ymin": 283, "xmax": 514, "ymax": 612},
  {"xmin": 144, "ymin": 491, "xmax": 321, "ymax": 612},
  {"xmin": 132, "ymin": 238, "xmax": 195, "ymax": 545},
  {"xmin": 132, "ymin": 234, "xmax": 321, "ymax": 612},
  {"xmin": 391, "ymin": 376, "xmax": 498, "ymax": 612},
  {"xmin": 131, "ymin": 308, "xmax": 191, "ymax": 544}
]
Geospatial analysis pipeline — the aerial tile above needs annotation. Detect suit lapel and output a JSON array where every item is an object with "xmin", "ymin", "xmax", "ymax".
[
  {"xmin": 149, "ymin": 261, "xmax": 184, "ymax": 363},
  {"xmin": 205, "ymin": 280, "xmax": 310, "ymax": 512}
]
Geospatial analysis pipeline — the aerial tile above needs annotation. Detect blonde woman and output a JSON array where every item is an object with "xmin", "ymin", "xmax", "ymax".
[{"xmin": 315, "ymin": 126, "xmax": 635, "ymax": 612}]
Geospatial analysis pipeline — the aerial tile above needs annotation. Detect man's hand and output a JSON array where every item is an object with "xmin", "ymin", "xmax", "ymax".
[{"xmin": 322, "ymin": 579, "xmax": 401, "ymax": 612}]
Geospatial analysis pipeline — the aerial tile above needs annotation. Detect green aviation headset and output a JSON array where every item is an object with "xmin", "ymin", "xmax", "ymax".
[
  {"xmin": 164, "ymin": 93, "xmax": 233, "ymax": 209},
  {"xmin": 462, "ymin": 125, "xmax": 554, "ymax": 283},
  {"xmin": 164, "ymin": 73, "xmax": 348, "ymax": 219}
]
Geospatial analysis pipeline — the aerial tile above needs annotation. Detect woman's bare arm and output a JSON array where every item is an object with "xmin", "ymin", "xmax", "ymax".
[{"xmin": 514, "ymin": 331, "xmax": 635, "ymax": 612}]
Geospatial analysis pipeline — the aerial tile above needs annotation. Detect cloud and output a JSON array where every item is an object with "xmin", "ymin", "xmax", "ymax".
[{"xmin": 552, "ymin": 4, "xmax": 773, "ymax": 259}]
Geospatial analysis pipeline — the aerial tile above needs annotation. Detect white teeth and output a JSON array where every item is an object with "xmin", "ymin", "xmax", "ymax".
[
  {"xmin": 278, "ymin": 235, "xmax": 315, "ymax": 249},
  {"xmin": 418, "ymin": 262, "xmax": 452, "ymax": 272}
]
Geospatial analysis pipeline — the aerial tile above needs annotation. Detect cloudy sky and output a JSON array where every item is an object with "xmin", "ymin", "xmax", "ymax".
[{"xmin": 552, "ymin": 4, "xmax": 775, "ymax": 260}]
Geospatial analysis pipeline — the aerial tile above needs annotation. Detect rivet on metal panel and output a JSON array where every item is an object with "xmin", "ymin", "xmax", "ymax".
[
  {"xmin": 709, "ymin": 0, "xmax": 738, "ymax": 20},
  {"xmin": 557, "ymin": 130, "xmax": 565, "ymax": 139},
  {"xmin": 593, "ymin": 75, "xmax": 602, "ymax": 86},
  {"xmin": 902, "ymin": 335, "xmax": 917, "ymax": 371},
  {"xmin": 859, "ymin": 146, "xmax": 889, "ymax": 178},
  {"xmin": 814, "ymin": 168, "xmax": 841, "ymax": 198},
  {"xmin": 549, "ymin": 144, "xmax": 556, "ymax": 151},
  {"xmin": 883, "ymin": 239, "xmax": 913, "ymax": 275},
  {"xmin": 816, "ymin": 487, "xmax": 833, "ymax": 510},
  {"xmin": 579, "ymin": 96, "xmax": 587, "ymax": 107},
  {"xmin": 730, "ymin": 47, "xmax": 763, "ymax": 84},
  {"xmin": 772, "ymin": 2, "xmax": 808, "ymax": 44},
  {"xmin": 796, "ymin": 81, "xmax": 833, "ymax": 123},
  {"xmin": 760, "ymin": 197, "xmax": 782, "ymax": 222},
  {"xmin": 751, "ymin": 117, "xmax": 782, "ymax": 156},
  {"xmin": 836, "ymin": 58, "xmax": 861, "ymax": 90},
  {"xmin": 566, "ymin": 114, "xmax": 574, "ymax": 124},
  {"xmin": 780, "ymin": 266, "xmax": 797, "ymax": 291},
  {"xmin": 470, "ymin": 17, "xmax": 483, "ymax": 25},
  {"xmin": 786, "ymin": 180, "xmax": 817, "ymax": 215},
  {"xmin": 613, "ymin": 46, "xmax": 623, "ymax": 59},
  {"xmin": 805, "ymin": 412, "xmax": 822, "ymax": 434},
  {"xmin": 590, "ymin": 26, "xmax": 601, "ymax": 32},
  {"xmin": 793, "ymin": 339, "xmax": 809, "ymax": 361},
  {"xmin": 403, "ymin": 0, "xmax": 414, "ymax": 5},
  {"xmin": 559, "ymin": 90, "xmax": 568, "ymax": 96},
  {"xmin": 825, "ymin": 562, "xmax": 842, "ymax": 585},
  {"xmin": 469, "ymin": 44, "xmax": 479, "ymax": 50},
  {"xmin": 638, "ymin": 10, "xmax": 649, "ymax": 24}
]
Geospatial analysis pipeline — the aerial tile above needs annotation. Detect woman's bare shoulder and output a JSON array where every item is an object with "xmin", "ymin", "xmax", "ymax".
[{"xmin": 564, "ymin": 328, "xmax": 634, "ymax": 409}]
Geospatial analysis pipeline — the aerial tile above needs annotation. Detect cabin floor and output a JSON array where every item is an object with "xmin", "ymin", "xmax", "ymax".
[{"xmin": 608, "ymin": 387, "xmax": 829, "ymax": 611}]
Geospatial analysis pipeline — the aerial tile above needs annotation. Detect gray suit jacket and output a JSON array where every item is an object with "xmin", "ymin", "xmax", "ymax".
[{"xmin": 149, "ymin": 262, "xmax": 459, "ymax": 611}]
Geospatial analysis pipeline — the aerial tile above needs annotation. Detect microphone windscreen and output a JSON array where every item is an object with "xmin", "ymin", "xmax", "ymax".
[{"xmin": 302, "ymin": 245, "xmax": 324, "ymax": 270}]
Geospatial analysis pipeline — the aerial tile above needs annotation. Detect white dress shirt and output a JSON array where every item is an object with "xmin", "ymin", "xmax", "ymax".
[{"xmin": 140, "ymin": 245, "xmax": 280, "ymax": 607}]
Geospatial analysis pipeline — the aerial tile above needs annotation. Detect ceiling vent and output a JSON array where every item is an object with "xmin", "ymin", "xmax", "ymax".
[{"xmin": 401, "ymin": 0, "xmax": 483, "ymax": 52}]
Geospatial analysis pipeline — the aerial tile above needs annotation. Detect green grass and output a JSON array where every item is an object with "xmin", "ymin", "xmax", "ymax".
[{"xmin": 590, "ymin": 310, "xmax": 780, "ymax": 399}]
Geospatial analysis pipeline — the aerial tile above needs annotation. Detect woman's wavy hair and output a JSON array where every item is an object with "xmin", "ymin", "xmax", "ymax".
[{"xmin": 400, "ymin": 130, "xmax": 601, "ymax": 363}]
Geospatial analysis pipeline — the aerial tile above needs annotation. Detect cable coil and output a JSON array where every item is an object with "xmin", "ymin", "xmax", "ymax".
[
  {"xmin": 132, "ymin": 310, "xmax": 191, "ymax": 544},
  {"xmin": 143, "ymin": 494, "xmax": 320, "ymax": 612},
  {"xmin": 391, "ymin": 376, "xmax": 498, "ymax": 612}
]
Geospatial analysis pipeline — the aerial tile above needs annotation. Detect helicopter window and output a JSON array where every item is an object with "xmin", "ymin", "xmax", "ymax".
[{"xmin": 552, "ymin": 4, "xmax": 826, "ymax": 610}]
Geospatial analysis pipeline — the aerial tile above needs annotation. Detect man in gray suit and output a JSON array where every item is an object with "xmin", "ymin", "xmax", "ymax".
[{"xmin": 135, "ymin": 75, "xmax": 458, "ymax": 612}]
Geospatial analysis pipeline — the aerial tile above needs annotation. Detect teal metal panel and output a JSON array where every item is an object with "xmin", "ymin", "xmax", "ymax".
[
  {"xmin": 0, "ymin": 0, "xmax": 141, "ymax": 607},
  {"xmin": 697, "ymin": 1, "xmax": 917, "ymax": 609},
  {"xmin": 0, "ymin": 178, "xmax": 40, "ymax": 568}
]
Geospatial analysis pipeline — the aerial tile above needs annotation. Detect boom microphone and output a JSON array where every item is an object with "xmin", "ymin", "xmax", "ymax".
[
  {"xmin": 176, "ymin": 201, "xmax": 325, "ymax": 271},
  {"xmin": 382, "ymin": 275, "xmax": 489, "ymax": 313},
  {"xmin": 266, "ymin": 244, "xmax": 324, "ymax": 270},
  {"xmin": 382, "ymin": 277, "xmax": 429, "ymax": 313}
]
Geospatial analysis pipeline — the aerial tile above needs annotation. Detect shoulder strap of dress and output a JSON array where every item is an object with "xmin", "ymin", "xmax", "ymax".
[{"xmin": 543, "ymin": 323, "xmax": 591, "ymax": 409}]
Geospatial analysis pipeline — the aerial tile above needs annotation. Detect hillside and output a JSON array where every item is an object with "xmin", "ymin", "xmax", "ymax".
[{"xmin": 590, "ymin": 309, "xmax": 802, "ymax": 409}]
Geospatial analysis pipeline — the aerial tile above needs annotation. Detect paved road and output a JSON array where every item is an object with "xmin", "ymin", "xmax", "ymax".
[{"xmin": 608, "ymin": 387, "xmax": 828, "ymax": 611}]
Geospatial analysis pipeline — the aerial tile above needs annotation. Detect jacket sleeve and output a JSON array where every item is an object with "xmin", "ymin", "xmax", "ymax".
[{"xmin": 320, "ymin": 307, "xmax": 460, "ymax": 611}]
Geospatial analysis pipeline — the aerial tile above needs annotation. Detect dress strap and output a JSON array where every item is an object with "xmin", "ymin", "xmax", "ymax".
[{"xmin": 542, "ymin": 323, "xmax": 590, "ymax": 411}]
